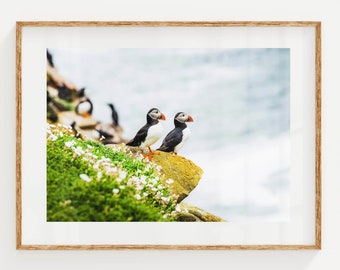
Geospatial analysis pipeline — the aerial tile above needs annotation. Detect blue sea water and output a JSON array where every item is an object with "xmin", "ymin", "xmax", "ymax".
[{"xmin": 50, "ymin": 48, "xmax": 290, "ymax": 221}]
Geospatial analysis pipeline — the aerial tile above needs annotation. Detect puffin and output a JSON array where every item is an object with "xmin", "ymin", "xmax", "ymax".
[
  {"xmin": 126, "ymin": 108, "xmax": 166, "ymax": 155},
  {"xmin": 157, "ymin": 112, "xmax": 194, "ymax": 154},
  {"xmin": 70, "ymin": 121, "xmax": 83, "ymax": 139},
  {"xmin": 108, "ymin": 103, "xmax": 119, "ymax": 127},
  {"xmin": 75, "ymin": 88, "xmax": 93, "ymax": 118},
  {"xmin": 92, "ymin": 128, "xmax": 114, "ymax": 144}
]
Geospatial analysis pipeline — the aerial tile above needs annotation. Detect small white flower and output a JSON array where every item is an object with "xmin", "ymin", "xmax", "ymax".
[
  {"xmin": 118, "ymin": 170, "xmax": 127, "ymax": 180},
  {"xmin": 80, "ymin": 174, "xmax": 91, "ymax": 182},
  {"xmin": 108, "ymin": 167, "xmax": 117, "ymax": 173},
  {"xmin": 136, "ymin": 185, "xmax": 144, "ymax": 191},
  {"xmin": 142, "ymin": 192, "xmax": 148, "ymax": 197},
  {"xmin": 166, "ymin": 179, "xmax": 174, "ymax": 185},
  {"xmin": 97, "ymin": 171, "xmax": 102, "ymax": 179},
  {"xmin": 135, "ymin": 194, "xmax": 141, "ymax": 200},
  {"xmin": 140, "ymin": 175, "xmax": 147, "ymax": 183},
  {"xmin": 49, "ymin": 134, "xmax": 58, "ymax": 141},
  {"xmin": 65, "ymin": 141, "xmax": 75, "ymax": 148},
  {"xmin": 112, "ymin": 188, "xmax": 119, "ymax": 194},
  {"xmin": 74, "ymin": 146, "xmax": 84, "ymax": 156},
  {"xmin": 119, "ymin": 185, "xmax": 125, "ymax": 190},
  {"xmin": 161, "ymin": 197, "xmax": 170, "ymax": 203}
]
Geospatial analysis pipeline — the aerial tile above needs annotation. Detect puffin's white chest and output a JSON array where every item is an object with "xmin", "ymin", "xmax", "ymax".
[
  {"xmin": 77, "ymin": 102, "xmax": 91, "ymax": 114},
  {"xmin": 174, "ymin": 127, "xmax": 191, "ymax": 153},
  {"xmin": 141, "ymin": 122, "xmax": 163, "ymax": 149}
]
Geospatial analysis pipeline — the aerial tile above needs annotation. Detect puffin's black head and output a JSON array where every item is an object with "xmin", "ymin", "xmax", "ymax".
[
  {"xmin": 174, "ymin": 112, "xmax": 194, "ymax": 126},
  {"xmin": 147, "ymin": 108, "xmax": 166, "ymax": 123},
  {"xmin": 78, "ymin": 88, "xmax": 86, "ymax": 98}
]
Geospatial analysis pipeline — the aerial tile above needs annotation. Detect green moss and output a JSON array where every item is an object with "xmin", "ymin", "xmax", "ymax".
[
  {"xmin": 52, "ymin": 97, "xmax": 75, "ymax": 111},
  {"xmin": 47, "ymin": 126, "xmax": 177, "ymax": 222}
]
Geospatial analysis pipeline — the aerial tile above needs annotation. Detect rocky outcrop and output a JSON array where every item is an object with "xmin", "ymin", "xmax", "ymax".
[
  {"xmin": 151, "ymin": 151, "xmax": 203, "ymax": 203},
  {"xmin": 123, "ymin": 147, "xmax": 225, "ymax": 221},
  {"xmin": 177, "ymin": 202, "xmax": 226, "ymax": 222}
]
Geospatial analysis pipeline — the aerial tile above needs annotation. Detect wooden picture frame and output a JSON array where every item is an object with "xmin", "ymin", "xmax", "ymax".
[{"xmin": 16, "ymin": 21, "xmax": 321, "ymax": 250}]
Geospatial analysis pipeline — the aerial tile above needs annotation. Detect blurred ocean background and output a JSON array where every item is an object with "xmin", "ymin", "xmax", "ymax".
[{"xmin": 49, "ymin": 48, "xmax": 290, "ymax": 222}]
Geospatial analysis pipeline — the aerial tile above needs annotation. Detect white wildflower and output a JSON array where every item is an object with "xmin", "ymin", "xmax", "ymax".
[
  {"xmin": 74, "ymin": 146, "xmax": 84, "ymax": 156},
  {"xmin": 166, "ymin": 179, "xmax": 174, "ymax": 185},
  {"xmin": 135, "ymin": 194, "xmax": 141, "ymax": 200},
  {"xmin": 49, "ymin": 134, "xmax": 58, "ymax": 141},
  {"xmin": 65, "ymin": 141, "xmax": 76, "ymax": 148},
  {"xmin": 80, "ymin": 174, "xmax": 91, "ymax": 182},
  {"xmin": 107, "ymin": 167, "xmax": 117, "ymax": 173},
  {"xmin": 136, "ymin": 185, "xmax": 143, "ymax": 191},
  {"xmin": 97, "ymin": 171, "xmax": 102, "ymax": 179},
  {"xmin": 112, "ymin": 188, "xmax": 119, "ymax": 194},
  {"xmin": 118, "ymin": 170, "xmax": 127, "ymax": 179},
  {"xmin": 140, "ymin": 175, "xmax": 147, "ymax": 183},
  {"xmin": 119, "ymin": 185, "xmax": 125, "ymax": 190},
  {"xmin": 161, "ymin": 197, "xmax": 170, "ymax": 203}
]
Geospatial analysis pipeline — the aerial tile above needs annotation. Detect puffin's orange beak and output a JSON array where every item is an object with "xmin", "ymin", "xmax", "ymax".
[
  {"xmin": 187, "ymin": 115, "xmax": 194, "ymax": 122},
  {"xmin": 160, "ymin": 113, "xmax": 166, "ymax": 120}
]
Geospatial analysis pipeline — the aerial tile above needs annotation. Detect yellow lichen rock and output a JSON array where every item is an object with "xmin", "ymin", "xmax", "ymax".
[{"xmin": 151, "ymin": 151, "xmax": 203, "ymax": 202}]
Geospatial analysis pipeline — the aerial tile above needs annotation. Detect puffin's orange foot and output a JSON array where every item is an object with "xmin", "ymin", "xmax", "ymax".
[
  {"xmin": 147, "ymin": 147, "xmax": 160, "ymax": 156},
  {"xmin": 81, "ymin": 113, "xmax": 92, "ymax": 118},
  {"xmin": 142, "ymin": 153, "xmax": 152, "ymax": 160}
]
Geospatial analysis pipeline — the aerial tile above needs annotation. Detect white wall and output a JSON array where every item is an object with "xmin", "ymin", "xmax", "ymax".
[{"xmin": 0, "ymin": 0, "xmax": 338, "ymax": 269}]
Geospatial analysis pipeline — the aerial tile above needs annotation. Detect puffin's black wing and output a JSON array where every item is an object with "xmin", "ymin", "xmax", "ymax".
[
  {"xmin": 108, "ymin": 103, "xmax": 119, "ymax": 126},
  {"xmin": 88, "ymin": 99, "xmax": 94, "ymax": 115},
  {"xmin": 157, "ymin": 128, "xmax": 183, "ymax": 152},
  {"xmin": 126, "ymin": 124, "xmax": 149, "ymax": 147}
]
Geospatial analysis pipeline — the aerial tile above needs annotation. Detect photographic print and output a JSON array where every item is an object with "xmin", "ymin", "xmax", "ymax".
[
  {"xmin": 17, "ymin": 21, "xmax": 321, "ymax": 249},
  {"xmin": 46, "ymin": 48, "xmax": 290, "ymax": 223}
]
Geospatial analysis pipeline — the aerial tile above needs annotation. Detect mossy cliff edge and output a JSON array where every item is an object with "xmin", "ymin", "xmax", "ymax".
[{"xmin": 47, "ymin": 124, "xmax": 225, "ymax": 222}]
